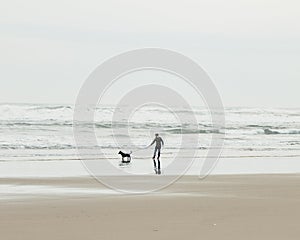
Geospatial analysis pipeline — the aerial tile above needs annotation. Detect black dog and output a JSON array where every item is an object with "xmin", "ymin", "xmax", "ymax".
[{"xmin": 118, "ymin": 151, "xmax": 132, "ymax": 163}]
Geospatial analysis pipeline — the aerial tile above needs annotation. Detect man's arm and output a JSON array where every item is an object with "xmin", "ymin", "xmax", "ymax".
[
  {"xmin": 146, "ymin": 139, "xmax": 156, "ymax": 148},
  {"xmin": 161, "ymin": 138, "xmax": 164, "ymax": 147}
]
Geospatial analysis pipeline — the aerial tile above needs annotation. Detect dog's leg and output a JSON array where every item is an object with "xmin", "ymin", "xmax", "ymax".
[{"xmin": 157, "ymin": 149, "xmax": 161, "ymax": 169}]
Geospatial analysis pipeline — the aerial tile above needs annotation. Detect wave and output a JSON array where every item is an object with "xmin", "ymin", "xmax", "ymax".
[
  {"xmin": 0, "ymin": 144, "xmax": 75, "ymax": 150},
  {"xmin": 30, "ymin": 105, "xmax": 72, "ymax": 110},
  {"xmin": 94, "ymin": 123, "xmax": 112, "ymax": 128},
  {"xmin": 264, "ymin": 128, "xmax": 300, "ymax": 135},
  {"xmin": 109, "ymin": 134, "xmax": 129, "ymax": 138},
  {"xmin": 0, "ymin": 121, "xmax": 73, "ymax": 128},
  {"xmin": 2, "ymin": 119, "xmax": 299, "ymax": 138},
  {"xmin": 0, "ymin": 144, "xmax": 121, "ymax": 150},
  {"xmin": 2, "ymin": 121, "xmax": 214, "ymax": 130},
  {"xmin": 165, "ymin": 128, "xmax": 221, "ymax": 134},
  {"xmin": 264, "ymin": 129, "xmax": 280, "ymax": 135},
  {"xmin": 247, "ymin": 124, "xmax": 272, "ymax": 128}
]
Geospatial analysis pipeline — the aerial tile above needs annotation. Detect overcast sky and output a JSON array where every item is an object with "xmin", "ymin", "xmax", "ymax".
[{"xmin": 0, "ymin": 0, "xmax": 299, "ymax": 107}]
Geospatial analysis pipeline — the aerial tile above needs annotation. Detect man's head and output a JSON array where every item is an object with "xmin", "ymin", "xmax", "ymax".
[{"xmin": 155, "ymin": 133, "xmax": 159, "ymax": 137}]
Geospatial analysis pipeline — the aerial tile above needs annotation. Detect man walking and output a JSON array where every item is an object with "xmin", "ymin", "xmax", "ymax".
[{"xmin": 148, "ymin": 133, "xmax": 164, "ymax": 174}]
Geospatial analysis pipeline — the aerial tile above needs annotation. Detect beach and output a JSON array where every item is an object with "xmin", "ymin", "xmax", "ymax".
[{"xmin": 1, "ymin": 174, "xmax": 300, "ymax": 240}]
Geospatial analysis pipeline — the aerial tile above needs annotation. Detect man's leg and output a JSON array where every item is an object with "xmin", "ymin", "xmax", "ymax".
[
  {"xmin": 153, "ymin": 147, "xmax": 157, "ymax": 159},
  {"xmin": 157, "ymin": 148, "xmax": 161, "ymax": 169},
  {"xmin": 153, "ymin": 148, "xmax": 157, "ymax": 168}
]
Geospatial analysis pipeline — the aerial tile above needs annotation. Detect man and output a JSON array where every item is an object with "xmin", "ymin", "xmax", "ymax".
[{"xmin": 148, "ymin": 133, "xmax": 164, "ymax": 174}]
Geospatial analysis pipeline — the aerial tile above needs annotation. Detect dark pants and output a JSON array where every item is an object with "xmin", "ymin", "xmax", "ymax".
[{"xmin": 153, "ymin": 147, "xmax": 161, "ymax": 169}]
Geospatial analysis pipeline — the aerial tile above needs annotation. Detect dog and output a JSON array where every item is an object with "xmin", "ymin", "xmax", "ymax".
[{"xmin": 118, "ymin": 151, "xmax": 132, "ymax": 163}]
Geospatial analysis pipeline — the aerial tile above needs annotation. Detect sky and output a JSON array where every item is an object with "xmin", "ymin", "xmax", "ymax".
[{"xmin": 0, "ymin": 0, "xmax": 299, "ymax": 107}]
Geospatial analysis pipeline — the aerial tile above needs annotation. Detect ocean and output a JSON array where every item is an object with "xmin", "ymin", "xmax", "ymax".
[{"xmin": 0, "ymin": 103, "xmax": 299, "ymax": 177}]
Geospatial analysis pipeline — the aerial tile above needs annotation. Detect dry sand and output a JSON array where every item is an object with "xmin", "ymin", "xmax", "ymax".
[{"xmin": 0, "ymin": 174, "xmax": 300, "ymax": 240}]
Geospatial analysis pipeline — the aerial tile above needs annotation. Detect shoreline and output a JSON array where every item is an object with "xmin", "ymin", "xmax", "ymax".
[{"xmin": 1, "ymin": 155, "xmax": 300, "ymax": 178}]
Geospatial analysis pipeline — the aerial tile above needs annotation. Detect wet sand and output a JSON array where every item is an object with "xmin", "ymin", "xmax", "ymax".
[{"xmin": 0, "ymin": 174, "xmax": 300, "ymax": 240}]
